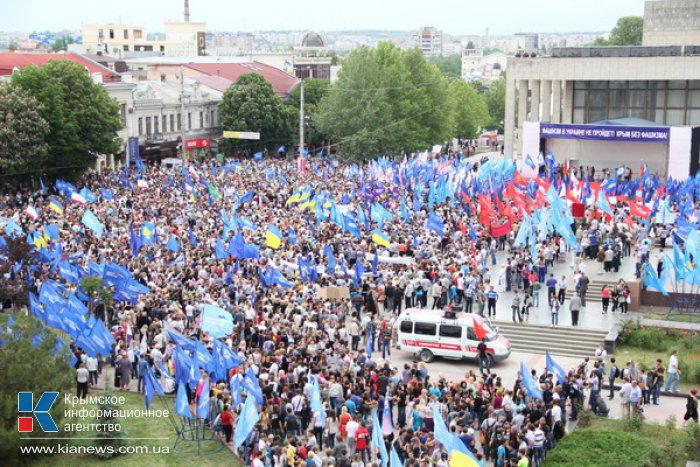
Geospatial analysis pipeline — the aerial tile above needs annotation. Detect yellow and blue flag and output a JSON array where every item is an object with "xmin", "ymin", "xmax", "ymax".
[
  {"xmin": 265, "ymin": 225, "xmax": 282, "ymax": 250},
  {"xmin": 48, "ymin": 197, "xmax": 64, "ymax": 215},
  {"xmin": 372, "ymin": 229, "xmax": 390, "ymax": 248}
]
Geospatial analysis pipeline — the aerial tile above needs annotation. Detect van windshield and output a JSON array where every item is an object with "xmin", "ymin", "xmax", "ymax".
[{"xmin": 481, "ymin": 320, "xmax": 499, "ymax": 342}]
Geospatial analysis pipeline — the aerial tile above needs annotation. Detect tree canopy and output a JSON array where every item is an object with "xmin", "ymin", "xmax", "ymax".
[
  {"xmin": 0, "ymin": 85, "xmax": 49, "ymax": 175},
  {"xmin": 427, "ymin": 53, "xmax": 462, "ymax": 79},
  {"xmin": 593, "ymin": 16, "xmax": 644, "ymax": 46},
  {"xmin": 218, "ymin": 73, "xmax": 291, "ymax": 153},
  {"xmin": 448, "ymin": 79, "xmax": 490, "ymax": 139},
  {"xmin": 484, "ymin": 77, "xmax": 506, "ymax": 133},
  {"xmin": 10, "ymin": 60, "xmax": 121, "ymax": 179},
  {"xmin": 316, "ymin": 43, "xmax": 454, "ymax": 161},
  {"xmin": 287, "ymin": 78, "xmax": 331, "ymax": 147}
]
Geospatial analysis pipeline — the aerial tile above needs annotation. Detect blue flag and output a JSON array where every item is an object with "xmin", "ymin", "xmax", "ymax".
[
  {"xmin": 324, "ymin": 244, "xmax": 336, "ymax": 273},
  {"xmin": 175, "ymin": 382, "xmax": 193, "ymax": 418},
  {"xmin": 166, "ymin": 235, "xmax": 180, "ymax": 253},
  {"xmin": 520, "ymin": 361, "xmax": 543, "ymax": 400},
  {"xmin": 427, "ymin": 212, "xmax": 445, "ymax": 237},
  {"xmin": 144, "ymin": 365, "xmax": 165, "ymax": 409},
  {"xmin": 354, "ymin": 259, "xmax": 365, "ymax": 285},
  {"xmin": 233, "ymin": 393, "xmax": 260, "ymax": 448},
  {"xmin": 366, "ymin": 325, "xmax": 374, "ymax": 358},
  {"xmin": 201, "ymin": 304, "xmax": 233, "ymax": 338},
  {"xmin": 545, "ymin": 351, "xmax": 567, "ymax": 385},
  {"xmin": 81, "ymin": 209, "xmax": 104, "ymax": 237},
  {"xmin": 197, "ymin": 379, "xmax": 210, "ymax": 419},
  {"xmin": 371, "ymin": 409, "xmax": 389, "ymax": 467},
  {"xmin": 242, "ymin": 367, "xmax": 264, "ymax": 405}
]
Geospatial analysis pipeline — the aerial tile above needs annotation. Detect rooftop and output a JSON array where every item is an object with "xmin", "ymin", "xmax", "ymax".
[
  {"xmin": 185, "ymin": 61, "xmax": 299, "ymax": 97},
  {"xmin": 0, "ymin": 52, "xmax": 121, "ymax": 81}
]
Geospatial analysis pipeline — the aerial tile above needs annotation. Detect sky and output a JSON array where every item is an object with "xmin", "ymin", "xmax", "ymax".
[{"xmin": 1, "ymin": 0, "xmax": 647, "ymax": 35}]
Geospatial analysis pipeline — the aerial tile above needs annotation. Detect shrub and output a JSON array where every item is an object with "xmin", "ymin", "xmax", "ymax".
[
  {"xmin": 544, "ymin": 429, "xmax": 650, "ymax": 466},
  {"xmin": 92, "ymin": 398, "xmax": 127, "ymax": 458},
  {"xmin": 622, "ymin": 414, "xmax": 644, "ymax": 432},
  {"xmin": 577, "ymin": 407, "xmax": 593, "ymax": 428}
]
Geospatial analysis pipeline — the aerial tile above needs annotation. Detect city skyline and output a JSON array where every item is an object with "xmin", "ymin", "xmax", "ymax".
[{"xmin": 2, "ymin": 0, "xmax": 646, "ymax": 36}]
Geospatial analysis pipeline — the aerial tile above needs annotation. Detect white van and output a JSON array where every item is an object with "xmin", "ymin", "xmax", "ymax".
[{"xmin": 395, "ymin": 308, "xmax": 511, "ymax": 364}]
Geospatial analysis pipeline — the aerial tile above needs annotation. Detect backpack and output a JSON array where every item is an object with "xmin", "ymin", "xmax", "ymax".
[{"xmin": 613, "ymin": 366, "xmax": 620, "ymax": 379}]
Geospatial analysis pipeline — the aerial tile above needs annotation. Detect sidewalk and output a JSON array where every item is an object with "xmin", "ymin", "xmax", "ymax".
[{"xmin": 471, "ymin": 249, "xmax": 638, "ymax": 331}]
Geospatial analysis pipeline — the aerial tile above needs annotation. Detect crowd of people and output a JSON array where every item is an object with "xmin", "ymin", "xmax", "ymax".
[{"xmin": 2, "ymin": 152, "xmax": 698, "ymax": 466}]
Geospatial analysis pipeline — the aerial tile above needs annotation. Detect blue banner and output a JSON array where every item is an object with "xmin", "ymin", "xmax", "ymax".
[{"xmin": 540, "ymin": 123, "xmax": 669, "ymax": 143}]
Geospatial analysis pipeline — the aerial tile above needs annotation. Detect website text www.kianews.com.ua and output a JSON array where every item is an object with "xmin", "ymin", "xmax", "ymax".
[{"xmin": 20, "ymin": 444, "xmax": 170, "ymax": 455}]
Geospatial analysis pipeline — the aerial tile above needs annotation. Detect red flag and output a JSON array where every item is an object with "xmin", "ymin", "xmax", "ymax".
[
  {"xmin": 473, "ymin": 317, "xmax": 488, "ymax": 340},
  {"xmin": 513, "ymin": 170, "xmax": 526, "ymax": 186},
  {"xmin": 628, "ymin": 201, "xmax": 651, "ymax": 219},
  {"xmin": 490, "ymin": 220, "xmax": 512, "ymax": 237}
]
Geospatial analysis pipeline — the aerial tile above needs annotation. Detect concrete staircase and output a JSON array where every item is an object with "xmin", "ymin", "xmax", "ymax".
[
  {"xmin": 493, "ymin": 320, "xmax": 609, "ymax": 358},
  {"xmin": 563, "ymin": 279, "xmax": 624, "ymax": 303}
]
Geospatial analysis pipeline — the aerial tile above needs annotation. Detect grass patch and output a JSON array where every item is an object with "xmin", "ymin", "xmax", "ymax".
[
  {"xmin": 641, "ymin": 308, "xmax": 700, "ymax": 324},
  {"xmin": 23, "ymin": 391, "xmax": 241, "ymax": 467},
  {"xmin": 616, "ymin": 321, "xmax": 700, "ymax": 385},
  {"xmin": 544, "ymin": 418, "xmax": 700, "ymax": 466}
]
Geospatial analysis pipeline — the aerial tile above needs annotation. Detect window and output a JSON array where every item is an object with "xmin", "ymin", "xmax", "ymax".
[
  {"xmin": 145, "ymin": 117, "xmax": 151, "ymax": 136},
  {"xmin": 177, "ymin": 113, "xmax": 182, "ymax": 131},
  {"xmin": 413, "ymin": 322, "xmax": 436, "ymax": 336},
  {"xmin": 120, "ymin": 104, "xmax": 126, "ymax": 126},
  {"xmin": 211, "ymin": 110, "xmax": 216, "ymax": 127},
  {"xmin": 109, "ymin": 29, "xmax": 114, "ymax": 39},
  {"xmin": 123, "ymin": 29, "xmax": 129, "ymax": 39},
  {"xmin": 199, "ymin": 111, "xmax": 204, "ymax": 129},
  {"xmin": 138, "ymin": 117, "xmax": 143, "ymax": 136},
  {"xmin": 399, "ymin": 321, "xmax": 413, "ymax": 333},
  {"xmin": 161, "ymin": 115, "xmax": 167, "ymax": 133},
  {"xmin": 153, "ymin": 116, "xmax": 159, "ymax": 134},
  {"xmin": 123, "ymin": 45, "xmax": 129, "ymax": 52},
  {"xmin": 134, "ymin": 29, "xmax": 143, "ymax": 39},
  {"xmin": 170, "ymin": 114, "xmax": 175, "ymax": 132},
  {"xmin": 466, "ymin": 327, "xmax": 477, "ymax": 341},
  {"xmin": 187, "ymin": 112, "xmax": 192, "ymax": 130},
  {"xmin": 439, "ymin": 325, "xmax": 462, "ymax": 339}
]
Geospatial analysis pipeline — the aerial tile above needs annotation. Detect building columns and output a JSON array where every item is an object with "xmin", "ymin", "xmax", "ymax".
[
  {"xmin": 530, "ymin": 79, "xmax": 541, "ymax": 121},
  {"xmin": 504, "ymin": 77, "xmax": 517, "ymax": 157},
  {"xmin": 517, "ymin": 79, "xmax": 528, "ymax": 157},
  {"xmin": 562, "ymin": 80, "xmax": 574, "ymax": 124},
  {"xmin": 541, "ymin": 80, "xmax": 552, "ymax": 122},
  {"xmin": 551, "ymin": 80, "xmax": 562, "ymax": 123}
]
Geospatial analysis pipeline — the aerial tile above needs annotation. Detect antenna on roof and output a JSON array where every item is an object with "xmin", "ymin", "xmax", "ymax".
[{"xmin": 184, "ymin": 0, "xmax": 190, "ymax": 22}]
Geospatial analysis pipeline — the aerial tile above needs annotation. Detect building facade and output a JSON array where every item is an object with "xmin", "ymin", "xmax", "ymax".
[
  {"xmin": 504, "ymin": 0, "xmax": 700, "ymax": 174},
  {"xmin": 413, "ymin": 27, "xmax": 443, "ymax": 58},
  {"xmin": 105, "ymin": 76, "xmax": 222, "ymax": 160}
]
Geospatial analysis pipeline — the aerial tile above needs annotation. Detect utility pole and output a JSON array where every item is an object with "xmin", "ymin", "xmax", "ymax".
[
  {"xmin": 180, "ymin": 70, "xmax": 187, "ymax": 162},
  {"xmin": 299, "ymin": 77, "xmax": 305, "ymax": 162}
]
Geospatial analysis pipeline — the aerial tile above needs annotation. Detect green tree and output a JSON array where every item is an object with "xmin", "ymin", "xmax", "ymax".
[
  {"xmin": 218, "ymin": 73, "xmax": 291, "ymax": 153},
  {"xmin": 427, "ymin": 53, "xmax": 462, "ymax": 78},
  {"xmin": 10, "ymin": 60, "xmax": 121, "ymax": 178},
  {"xmin": 592, "ymin": 16, "xmax": 644, "ymax": 45},
  {"xmin": 51, "ymin": 35, "xmax": 74, "ymax": 52},
  {"xmin": 0, "ymin": 85, "xmax": 49, "ymax": 175},
  {"xmin": 0, "ymin": 313, "xmax": 74, "ymax": 461},
  {"xmin": 403, "ymin": 48, "xmax": 453, "ymax": 146},
  {"xmin": 449, "ymin": 79, "xmax": 489, "ymax": 139},
  {"xmin": 484, "ymin": 77, "xmax": 506, "ymax": 133},
  {"xmin": 0, "ymin": 234, "xmax": 38, "ymax": 308},
  {"xmin": 317, "ymin": 42, "xmax": 452, "ymax": 160},
  {"xmin": 288, "ymin": 78, "xmax": 331, "ymax": 147}
]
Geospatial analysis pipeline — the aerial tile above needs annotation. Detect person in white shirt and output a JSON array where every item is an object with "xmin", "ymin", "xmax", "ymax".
[
  {"xmin": 665, "ymin": 350, "xmax": 681, "ymax": 392},
  {"xmin": 86, "ymin": 356, "xmax": 99, "ymax": 386},
  {"xmin": 345, "ymin": 417, "xmax": 360, "ymax": 456}
]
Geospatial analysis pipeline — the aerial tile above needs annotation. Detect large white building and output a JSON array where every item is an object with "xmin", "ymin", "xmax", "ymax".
[
  {"xmin": 413, "ymin": 27, "xmax": 443, "ymax": 58},
  {"xmin": 70, "ymin": 20, "xmax": 206, "ymax": 58},
  {"xmin": 504, "ymin": 0, "xmax": 700, "ymax": 179}
]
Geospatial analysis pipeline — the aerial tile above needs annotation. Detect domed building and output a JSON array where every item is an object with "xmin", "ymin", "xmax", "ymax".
[{"xmin": 294, "ymin": 31, "xmax": 331, "ymax": 80}]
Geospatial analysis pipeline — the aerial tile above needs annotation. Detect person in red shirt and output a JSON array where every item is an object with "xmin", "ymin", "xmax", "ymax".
[
  {"xmin": 355, "ymin": 421, "xmax": 370, "ymax": 464},
  {"xmin": 220, "ymin": 404, "xmax": 233, "ymax": 443}
]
